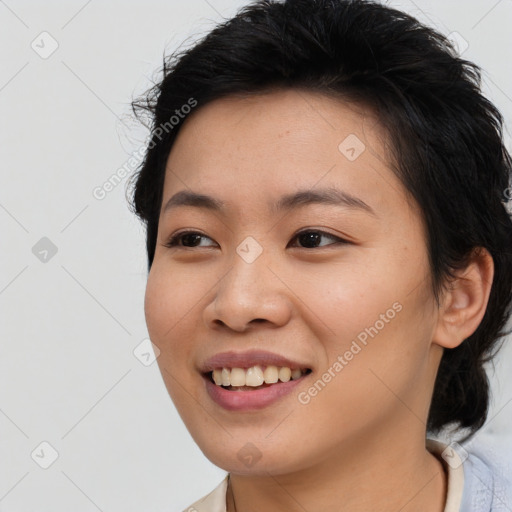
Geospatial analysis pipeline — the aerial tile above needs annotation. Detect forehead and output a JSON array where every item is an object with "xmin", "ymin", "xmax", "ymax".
[{"xmin": 162, "ymin": 89, "xmax": 413, "ymax": 220}]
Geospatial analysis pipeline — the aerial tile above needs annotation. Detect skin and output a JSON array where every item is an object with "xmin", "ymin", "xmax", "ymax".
[{"xmin": 144, "ymin": 89, "xmax": 494, "ymax": 511}]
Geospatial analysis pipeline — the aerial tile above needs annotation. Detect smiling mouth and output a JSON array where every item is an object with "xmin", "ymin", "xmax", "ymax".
[{"xmin": 207, "ymin": 365, "xmax": 312, "ymax": 391}]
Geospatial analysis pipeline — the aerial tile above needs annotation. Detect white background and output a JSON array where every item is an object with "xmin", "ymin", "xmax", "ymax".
[{"xmin": 1, "ymin": 0, "xmax": 511, "ymax": 510}]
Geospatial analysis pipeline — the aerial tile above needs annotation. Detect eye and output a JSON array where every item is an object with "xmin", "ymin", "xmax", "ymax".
[
  {"xmin": 288, "ymin": 229, "xmax": 347, "ymax": 249},
  {"xmin": 163, "ymin": 231, "xmax": 216, "ymax": 248},
  {"xmin": 162, "ymin": 228, "xmax": 348, "ymax": 250}
]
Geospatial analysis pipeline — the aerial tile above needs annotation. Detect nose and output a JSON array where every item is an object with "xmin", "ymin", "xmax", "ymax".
[{"xmin": 202, "ymin": 248, "xmax": 293, "ymax": 333}]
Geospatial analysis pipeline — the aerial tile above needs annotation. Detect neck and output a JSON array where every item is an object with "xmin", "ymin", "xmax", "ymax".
[{"xmin": 227, "ymin": 430, "xmax": 447, "ymax": 512}]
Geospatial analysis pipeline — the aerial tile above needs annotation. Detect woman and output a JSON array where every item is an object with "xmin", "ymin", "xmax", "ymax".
[{"xmin": 129, "ymin": 0, "xmax": 512, "ymax": 510}]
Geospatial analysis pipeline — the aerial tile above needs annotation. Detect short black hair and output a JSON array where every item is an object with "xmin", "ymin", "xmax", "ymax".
[{"xmin": 129, "ymin": 0, "xmax": 512, "ymax": 439}]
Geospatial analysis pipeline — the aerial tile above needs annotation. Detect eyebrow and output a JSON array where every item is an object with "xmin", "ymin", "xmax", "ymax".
[{"xmin": 162, "ymin": 187, "xmax": 376, "ymax": 216}]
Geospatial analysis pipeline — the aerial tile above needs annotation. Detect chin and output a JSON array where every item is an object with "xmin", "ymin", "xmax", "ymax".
[{"xmin": 197, "ymin": 438, "xmax": 311, "ymax": 476}]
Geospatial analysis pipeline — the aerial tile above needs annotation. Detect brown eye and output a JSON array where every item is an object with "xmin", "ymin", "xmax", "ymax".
[
  {"xmin": 289, "ymin": 230, "xmax": 347, "ymax": 249},
  {"xmin": 164, "ymin": 231, "xmax": 216, "ymax": 248},
  {"xmin": 163, "ymin": 229, "xmax": 348, "ymax": 250}
]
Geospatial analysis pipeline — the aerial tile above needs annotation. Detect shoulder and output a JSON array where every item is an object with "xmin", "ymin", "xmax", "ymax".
[
  {"xmin": 429, "ymin": 436, "xmax": 512, "ymax": 512},
  {"xmin": 459, "ymin": 436, "xmax": 512, "ymax": 512},
  {"xmin": 181, "ymin": 475, "xmax": 229, "ymax": 512}
]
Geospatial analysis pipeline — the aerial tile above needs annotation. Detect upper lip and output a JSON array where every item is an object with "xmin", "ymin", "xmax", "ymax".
[{"xmin": 200, "ymin": 350, "xmax": 312, "ymax": 373}]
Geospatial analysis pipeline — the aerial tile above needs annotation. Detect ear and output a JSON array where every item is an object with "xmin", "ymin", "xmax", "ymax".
[{"xmin": 433, "ymin": 247, "xmax": 494, "ymax": 349}]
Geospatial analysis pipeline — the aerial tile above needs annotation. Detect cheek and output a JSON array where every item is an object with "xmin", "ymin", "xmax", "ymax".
[
  {"xmin": 300, "ymin": 252, "xmax": 434, "ymax": 392},
  {"xmin": 144, "ymin": 269, "xmax": 170, "ymax": 349},
  {"xmin": 144, "ymin": 263, "xmax": 203, "ymax": 374},
  {"xmin": 144, "ymin": 264, "xmax": 206, "ymax": 418},
  {"xmin": 295, "ymin": 260, "xmax": 402, "ymax": 346},
  {"xmin": 145, "ymin": 261, "xmax": 203, "ymax": 338}
]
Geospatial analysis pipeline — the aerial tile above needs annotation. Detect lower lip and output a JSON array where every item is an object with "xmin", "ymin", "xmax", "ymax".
[{"xmin": 203, "ymin": 374, "xmax": 308, "ymax": 411}]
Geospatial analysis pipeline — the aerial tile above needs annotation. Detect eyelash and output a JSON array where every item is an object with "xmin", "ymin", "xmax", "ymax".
[{"xmin": 163, "ymin": 229, "xmax": 348, "ymax": 249}]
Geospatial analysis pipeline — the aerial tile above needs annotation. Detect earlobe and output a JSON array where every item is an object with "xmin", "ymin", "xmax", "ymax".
[{"xmin": 432, "ymin": 248, "xmax": 494, "ymax": 349}]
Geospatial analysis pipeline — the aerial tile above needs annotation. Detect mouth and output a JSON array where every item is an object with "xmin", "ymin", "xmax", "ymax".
[
  {"xmin": 202, "ymin": 366, "xmax": 313, "ymax": 411},
  {"xmin": 204, "ymin": 365, "xmax": 312, "ymax": 391},
  {"xmin": 200, "ymin": 350, "xmax": 313, "ymax": 410}
]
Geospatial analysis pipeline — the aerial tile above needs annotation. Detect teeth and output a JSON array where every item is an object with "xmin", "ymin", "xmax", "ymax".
[
  {"xmin": 246, "ymin": 366, "xmax": 264, "ymax": 386},
  {"xmin": 263, "ymin": 365, "xmax": 279, "ymax": 383},
  {"xmin": 211, "ymin": 365, "xmax": 308, "ymax": 387},
  {"xmin": 230, "ymin": 368, "xmax": 246, "ymax": 387},
  {"xmin": 278, "ymin": 367, "xmax": 291, "ymax": 382},
  {"xmin": 213, "ymin": 369, "xmax": 223, "ymax": 386},
  {"xmin": 291, "ymin": 368, "xmax": 302, "ymax": 380}
]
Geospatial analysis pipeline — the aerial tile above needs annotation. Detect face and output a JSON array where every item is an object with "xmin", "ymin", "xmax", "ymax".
[{"xmin": 145, "ymin": 89, "xmax": 442, "ymax": 476}]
